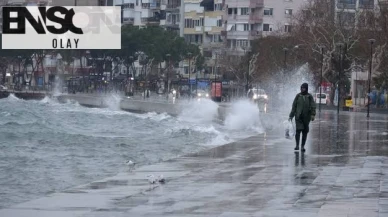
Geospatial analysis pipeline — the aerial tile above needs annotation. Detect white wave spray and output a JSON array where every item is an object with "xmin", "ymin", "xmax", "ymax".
[
  {"xmin": 103, "ymin": 93, "xmax": 122, "ymax": 111},
  {"xmin": 6, "ymin": 94, "xmax": 21, "ymax": 102},
  {"xmin": 224, "ymin": 99, "xmax": 263, "ymax": 132},
  {"xmin": 52, "ymin": 76, "xmax": 63, "ymax": 97},
  {"xmin": 264, "ymin": 63, "xmax": 315, "ymax": 114},
  {"xmin": 178, "ymin": 98, "xmax": 219, "ymax": 123}
]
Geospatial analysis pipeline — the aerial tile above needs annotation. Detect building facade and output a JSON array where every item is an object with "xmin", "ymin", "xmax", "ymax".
[
  {"xmin": 261, "ymin": 0, "xmax": 306, "ymax": 35},
  {"xmin": 223, "ymin": 0, "xmax": 307, "ymax": 54},
  {"xmin": 223, "ymin": 0, "xmax": 263, "ymax": 54}
]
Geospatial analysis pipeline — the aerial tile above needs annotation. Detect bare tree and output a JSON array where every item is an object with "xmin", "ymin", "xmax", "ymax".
[{"xmin": 289, "ymin": 0, "xmax": 388, "ymax": 104}]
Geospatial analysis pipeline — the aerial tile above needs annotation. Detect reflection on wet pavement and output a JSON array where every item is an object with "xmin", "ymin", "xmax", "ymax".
[{"xmin": 1, "ymin": 111, "xmax": 388, "ymax": 217}]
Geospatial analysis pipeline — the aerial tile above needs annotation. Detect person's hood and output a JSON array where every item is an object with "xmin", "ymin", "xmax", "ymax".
[{"xmin": 301, "ymin": 83, "xmax": 308, "ymax": 94}]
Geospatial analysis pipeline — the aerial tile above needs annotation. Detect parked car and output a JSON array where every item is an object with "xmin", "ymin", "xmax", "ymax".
[{"xmin": 315, "ymin": 93, "xmax": 328, "ymax": 104}]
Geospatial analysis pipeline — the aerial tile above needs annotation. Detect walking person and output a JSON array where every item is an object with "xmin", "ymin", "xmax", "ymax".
[{"xmin": 289, "ymin": 83, "xmax": 316, "ymax": 152}]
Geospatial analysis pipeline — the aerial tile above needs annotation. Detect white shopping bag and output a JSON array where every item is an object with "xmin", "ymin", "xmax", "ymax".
[{"xmin": 283, "ymin": 120, "xmax": 295, "ymax": 139}]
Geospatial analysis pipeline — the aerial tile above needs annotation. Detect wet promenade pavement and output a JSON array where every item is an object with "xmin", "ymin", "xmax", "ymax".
[{"xmin": 1, "ymin": 111, "xmax": 388, "ymax": 217}]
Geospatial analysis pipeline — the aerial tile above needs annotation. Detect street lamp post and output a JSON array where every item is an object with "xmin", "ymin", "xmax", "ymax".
[
  {"xmin": 187, "ymin": 52, "xmax": 192, "ymax": 100},
  {"xmin": 282, "ymin": 47, "xmax": 288, "ymax": 102},
  {"xmin": 215, "ymin": 51, "xmax": 218, "ymax": 101},
  {"xmin": 336, "ymin": 43, "xmax": 344, "ymax": 116},
  {"xmin": 283, "ymin": 48, "xmax": 288, "ymax": 73},
  {"xmin": 166, "ymin": 53, "xmax": 171, "ymax": 100},
  {"xmin": 246, "ymin": 48, "xmax": 251, "ymax": 94},
  {"xmin": 142, "ymin": 54, "xmax": 148, "ymax": 100},
  {"xmin": 367, "ymin": 39, "xmax": 376, "ymax": 118},
  {"xmin": 319, "ymin": 46, "xmax": 324, "ymax": 113}
]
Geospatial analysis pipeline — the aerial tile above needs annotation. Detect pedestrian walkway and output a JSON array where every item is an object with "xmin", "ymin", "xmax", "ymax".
[{"xmin": 1, "ymin": 111, "xmax": 387, "ymax": 217}]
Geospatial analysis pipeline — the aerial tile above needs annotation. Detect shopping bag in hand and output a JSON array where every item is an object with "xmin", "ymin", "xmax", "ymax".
[{"xmin": 283, "ymin": 120, "xmax": 295, "ymax": 139}]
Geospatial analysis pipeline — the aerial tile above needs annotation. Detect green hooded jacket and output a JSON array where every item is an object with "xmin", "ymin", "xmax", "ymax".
[{"xmin": 289, "ymin": 93, "xmax": 316, "ymax": 131}]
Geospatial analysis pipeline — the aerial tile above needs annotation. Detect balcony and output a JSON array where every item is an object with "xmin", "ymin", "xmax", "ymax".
[
  {"xmin": 337, "ymin": 3, "xmax": 356, "ymax": 9},
  {"xmin": 227, "ymin": 14, "xmax": 263, "ymax": 23},
  {"xmin": 166, "ymin": 3, "xmax": 180, "ymax": 11},
  {"xmin": 122, "ymin": 18, "xmax": 134, "ymax": 25},
  {"xmin": 359, "ymin": 4, "xmax": 374, "ymax": 9},
  {"xmin": 164, "ymin": 21, "xmax": 179, "ymax": 28},
  {"xmin": 226, "ymin": 0, "xmax": 264, "ymax": 8},
  {"xmin": 150, "ymin": 0, "xmax": 161, "ymax": 9},
  {"xmin": 161, "ymin": 0, "xmax": 180, "ymax": 11},
  {"xmin": 143, "ymin": 17, "xmax": 161, "ymax": 26},
  {"xmin": 226, "ymin": 30, "xmax": 262, "ymax": 40}
]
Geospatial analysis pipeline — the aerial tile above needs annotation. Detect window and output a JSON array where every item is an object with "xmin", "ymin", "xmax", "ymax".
[
  {"xmin": 142, "ymin": 3, "xmax": 150, "ymax": 8},
  {"xmin": 241, "ymin": 8, "xmax": 249, "ymax": 15},
  {"xmin": 264, "ymin": 8, "xmax": 273, "ymax": 16},
  {"xmin": 302, "ymin": 9, "xmax": 312, "ymax": 20},
  {"xmin": 194, "ymin": 18, "xmax": 203, "ymax": 27},
  {"xmin": 136, "ymin": 0, "xmax": 138, "ymax": 6},
  {"xmin": 284, "ymin": 24, "xmax": 292, "ymax": 32},
  {"xmin": 285, "ymin": 9, "xmax": 293, "ymax": 15},
  {"xmin": 129, "ymin": 3, "xmax": 134, "ymax": 8},
  {"xmin": 263, "ymin": 24, "xmax": 272, "ymax": 31},
  {"xmin": 228, "ymin": 8, "xmax": 237, "ymax": 15},
  {"xmin": 243, "ymin": 24, "xmax": 250, "ymax": 31},
  {"xmin": 217, "ymin": 19, "xmax": 222, "ymax": 27},
  {"xmin": 212, "ymin": 34, "xmax": 222, "ymax": 42},
  {"xmin": 236, "ymin": 40, "xmax": 249, "ymax": 48},
  {"xmin": 185, "ymin": 19, "xmax": 194, "ymax": 28},
  {"xmin": 337, "ymin": 12, "xmax": 355, "ymax": 25},
  {"xmin": 214, "ymin": 3, "xmax": 223, "ymax": 11}
]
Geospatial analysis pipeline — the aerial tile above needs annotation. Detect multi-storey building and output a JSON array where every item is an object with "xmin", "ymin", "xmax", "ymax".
[
  {"xmin": 114, "ymin": 0, "xmax": 180, "ymax": 34},
  {"xmin": 261, "ymin": 0, "xmax": 306, "ymax": 35},
  {"xmin": 335, "ymin": 0, "xmax": 379, "ymax": 26},
  {"xmin": 115, "ymin": 0, "xmax": 163, "ymax": 26},
  {"xmin": 183, "ymin": 0, "xmax": 223, "ymax": 45},
  {"xmin": 181, "ymin": 0, "xmax": 223, "ymax": 77},
  {"xmin": 52, "ymin": 0, "xmax": 100, "ymax": 5},
  {"xmin": 223, "ymin": 0, "xmax": 307, "ymax": 54},
  {"xmin": 161, "ymin": 0, "xmax": 181, "ymax": 34},
  {"xmin": 223, "ymin": 0, "xmax": 263, "ymax": 54}
]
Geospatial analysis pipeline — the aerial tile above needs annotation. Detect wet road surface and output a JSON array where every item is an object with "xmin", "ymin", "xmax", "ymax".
[{"xmin": 1, "ymin": 110, "xmax": 388, "ymax": 217}]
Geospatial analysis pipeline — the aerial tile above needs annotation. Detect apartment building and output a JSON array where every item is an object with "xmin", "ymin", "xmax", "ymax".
[
  {"xmin": 183, "ymin": 0, "xmax": 223, "ymax": 45},
  {"xmin": 114, "ymin": 0, "xmax": 180, "ymax": 32},
  {"xmin": 261, "ymin": 0, "xmax": 306, "ymax": 35},
  {"xmin": 335, "ymin": 0, "xmax": 379, "ymax": 27},
  {"xmin": 223, "ymin": 0, "xmax": 306, "ymax": 53},
  {"xmin": 52, "ymin": 0, "xmax": 100, "ymax": 5},
  {"xmin": 162, "ymin": 0, "xmax": 181, "ymax": 34},
  {"xmin": 223, "ymin": 0, "xmax": 263, "ymax": 54},
  {"xmin": 114, "ymin": 0, "xmax": 163, "ymax": 26}
]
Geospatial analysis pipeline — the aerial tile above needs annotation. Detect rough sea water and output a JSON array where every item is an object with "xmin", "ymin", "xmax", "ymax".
[{"xmin": 0, "ymin": 95, "xmax": 264, "ymax": 209}]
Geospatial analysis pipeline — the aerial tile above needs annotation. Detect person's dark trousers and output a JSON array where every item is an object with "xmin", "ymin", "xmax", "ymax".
[{"xmin": 295, "ymin": 129, "xmax": 308, "ymax": 152}]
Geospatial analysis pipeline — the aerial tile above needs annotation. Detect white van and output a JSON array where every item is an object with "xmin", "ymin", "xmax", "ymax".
[{"xmin": 315, "ymin": 93, "xmax": 327, "ymax": 104}]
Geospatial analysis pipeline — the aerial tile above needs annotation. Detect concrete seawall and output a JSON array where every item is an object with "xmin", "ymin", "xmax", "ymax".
[
  {"xmin": 0, "ymin": 90, "xmax": 47, "ymax": 100},
  {"xmin": 56, "ymin": 94, "xmax": 284, "ymax": 132},
  {"xmin": 57, "ymin": 94, "xmax": 229, "ymax": 119}
]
